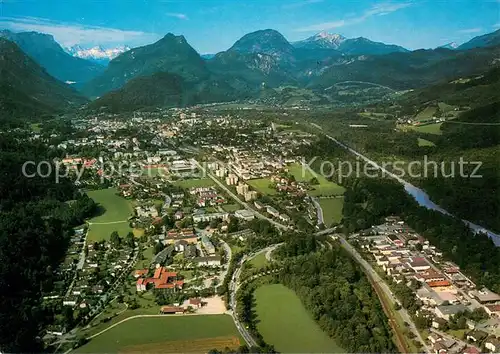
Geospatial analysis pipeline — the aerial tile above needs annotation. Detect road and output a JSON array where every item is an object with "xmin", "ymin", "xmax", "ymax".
[
  {"xmin": 310, "ymin": 197, "xmax": 324, "ymax": 225},
  {"xmin": 191, "ymin": 159, "xmax": 290, "ymax": 231},
  {"xmin": 228, "ymin": 245, "xmax": 282, "ymax": 348},
  {"xmin": 332, "ymin": 234, "xmax": 430, "ymax": 353},
  {"xmin": 216, "ymin": 240, "xmax": 232, "ymax": 290}
]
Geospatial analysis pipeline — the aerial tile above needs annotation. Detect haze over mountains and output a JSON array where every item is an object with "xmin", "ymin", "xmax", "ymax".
[{"xmin": 1, "ymin": 27, "xmax": 500, "ymax": 113}]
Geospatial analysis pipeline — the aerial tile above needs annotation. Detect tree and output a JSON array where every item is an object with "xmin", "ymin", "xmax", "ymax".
[
  {"xmin": 125, "ymin": 232, "xmax": 135, "ymax": 248},
  {"xmin": 154, "ymin": 242, "xmax": 165, "ymax": 255},
  {"xmin": 110, "ymin": 231, "xmax": 121, "ymax": 248}
]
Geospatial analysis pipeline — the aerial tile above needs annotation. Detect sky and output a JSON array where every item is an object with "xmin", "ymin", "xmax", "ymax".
[{"xmin": 0, "ymin": 0, "xmax": 499, "ymax": 54}]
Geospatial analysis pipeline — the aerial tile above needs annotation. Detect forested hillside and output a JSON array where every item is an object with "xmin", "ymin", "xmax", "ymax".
[{"xmin": 0, "ymin": 132, "xmax": 97, "ymax": 352}]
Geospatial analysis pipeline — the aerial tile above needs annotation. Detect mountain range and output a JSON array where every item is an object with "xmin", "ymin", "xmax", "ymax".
[
  {"xmin": 0, "ymin": 38, "xmax": 86, "ymax": 119},
  {"xmin": 0, "ymin": 30, "xmax": 105, "ymax": 85},
  {"xmin": 1, "ymin": 27, "xmax": 500, "ymax": 113},
  {"xmin": 66, "ymin": 45, "xmax": 130, "ymax": 65}
]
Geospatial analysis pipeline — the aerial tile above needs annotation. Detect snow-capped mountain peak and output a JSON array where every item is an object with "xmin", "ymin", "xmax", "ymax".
[
  {"xmin": 293, "ymin": 32, "xmax": 346, "ymax": 49},
  {"xmin": 66, "ymin": 45, "xmax": 130, "ymax": 64},
  {"xmin": 438, "ymin": 42, "xmax": 458, "ymax": 50}
]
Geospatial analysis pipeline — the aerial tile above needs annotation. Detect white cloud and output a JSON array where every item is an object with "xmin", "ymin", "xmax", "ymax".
[
  {"xmin": 492, "ymin": 23, "xmax": 500, "ymax": 29},
  {"xmin": 457, "ymin": 27, "xmax": 483, "ymax": 34},
  {"xmin": 0, "ymin": 16, "xmax": 160, "ymax": 47},
  {"xmin": 166, "ymin": 12, "xmax": 188, "ymax": 20},
  {"xmin": 295, "ymin": 1, "xmax": 413, "ymax": 32}
]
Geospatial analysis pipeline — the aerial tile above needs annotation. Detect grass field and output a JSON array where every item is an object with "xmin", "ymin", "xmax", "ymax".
[
  {"xmin": 76, "ymin": 315, "xmax": 241, "ymax": 353},
  {"xmin": 411, "ymin": 123, "xmax": 443, "ymax": 135},
  {"xmin": 143, "ymin": 167, "xmax": 169, "ymax": 178},
  {"xmin": 172, "ymin": 178, "xmax": 215, "ymax": 189},
  {"xmin": 417, "ymin": 138, "xmax": 436, "ymax": 147},
  {"xmin": 248, "ymin": 252, "xmax": 268, "ymax": 269},
  {"xmin": 318, "ymin": 197, "xmax": 344, "ymax": 226},
  {"xmin": 288, "ymin": 163, "xmax": 345, "ymax": 197},
  {"xmin": 254, "ymin": 284, "xmax": 344, "ymax": 353},
  {"xmin": 247, "ymin": 178, "xmax": 276, "ymax": 195},
  {"xmin": 86, "ymin": 188, "xmax": 134, "ymax": 241},
  {"xmin": 222, "ymin": 203, "xmax": 241, "ymax": 212},
  {"xmin": 415, "ymin": 106, "xmax": 437, "ymax": 121}
]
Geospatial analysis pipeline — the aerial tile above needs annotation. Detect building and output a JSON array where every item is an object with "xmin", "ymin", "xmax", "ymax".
[
  {"xmin": 160, "ymin": 306, "xmax": 185, "ymax": 314},
  {"xmin": 466, "ymin": 330, "xmax": 488, "ymax": 343},
  {"xmin": 244, "ymin": 190, "xmax": 258, "ymax": 201},
  {"xmin": 225, "ymin": 174, "xmax": 238, "ymax": 186},
  {"xmin": 469, "ymin": 288, "xmax": 500, "ymax": 304},
  {"xmin": 236, "ymin": 183, "xmax": 249, "ymax": 196},
  {"xmin": 266, "ymin": 206, "xmax": 280, "ymax": 218},
  {"xmin": 136, "ymin": 267, "xmax": 184, "ymax": 292},
  {"xmin": 485, "ymin": 337, "xmax": 500, "ymax": 352},
  {"xmin": 234, "ymin": 209, "xmax": 255, "ymax": 221},
  {"xmin": 189, "ymin": 298, "xmax": 203, "ymax": 309},
  {"xmin": 485, "ymin": 304, "xmax": 500, "ymax": 316},
  {"xmin": 201, "ymin": 235, "xmax": 215, "ymax": 255},
  {"xmin": 407, "ymin": 257, "xmax": 431, "ymax": 272},
  {"xmin": 193, "ymin": 212, "xmax": 229, "ymax": 223},
  {"xmin": 254, "ymin": 201, "xmax": 264, "ymax": 210},
  {"xmin": 434, "ymin": 304, "xmax": 468, "ymax": 321},
  {"xmin": 194, "ymin": 256, "xmax": 221, "ymax": 267}
]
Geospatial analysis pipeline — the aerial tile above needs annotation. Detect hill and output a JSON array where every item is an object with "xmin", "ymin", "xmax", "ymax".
[
  {"xmin": 311, "ymin": 45, "xmax": 500, "ymax": 90},
  {"xmin": 82, "ymin": 33, "xmax": 210, "ymax": 98},
  {"xmin": 0, "ymin": 38, "xmax": 87, "ymax": 120},
  {"xmin": 88, "ymin": 71, "xmax": 252, "ymax": 112},
  {"xmin": 458, "ymin": 29, "xmax": 500, "ymax": 50},
  {"xmin": 0, "ymin": 30, "xmax": 105, "ymax": 85}
]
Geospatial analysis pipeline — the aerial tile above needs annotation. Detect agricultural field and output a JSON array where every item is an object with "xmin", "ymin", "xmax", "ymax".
[
  {"xmin": 318, "ymin": 197, "xmax": 344, "ymax": 226},
  {"xmin": 86, "ymin": 188, "xmax": 134, "ymax": 241},
  {"xmin": 172, "ymin": 178, "xmax": 215, "ymax": 189},
  {"xmin": 254, "ymin": 284, "xmax": 344, "ymax": 353},
  {"xmin": 417, "ymin": 138, "xmax": 436, "ymax": 147},
  {"xmin": 415, "ymin": 106, "xmax": 437, "ymax": 121},
  {"xmin": 76, "ymin": 315, "xmax": 241, "ymax": 353},
  {"xmin": 411, "ymin": 123, "xmax": 443, "ymax": 135},
  {"xmin": 288, "ymin": 163, "xmax": 345, "ymax": 197},
  {"xmin": 247, "ymin": 178, "xmax": 277, "ymax": 195}
]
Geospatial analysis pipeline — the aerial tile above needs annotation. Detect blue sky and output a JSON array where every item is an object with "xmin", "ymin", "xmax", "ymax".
[{"xmin": 0, "ymin": 0, "xmax": 498, "ymax": 53}]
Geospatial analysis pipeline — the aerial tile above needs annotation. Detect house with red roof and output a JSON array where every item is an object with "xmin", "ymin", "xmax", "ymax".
[{"xmin": 136, "ymin": 267, "xmax": 183, "ymax": 292}]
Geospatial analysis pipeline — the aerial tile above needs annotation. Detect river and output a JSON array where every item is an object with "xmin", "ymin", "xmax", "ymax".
[{"xmin": 323, "ymin": 133, "xmax": 500, "ymax": 246}]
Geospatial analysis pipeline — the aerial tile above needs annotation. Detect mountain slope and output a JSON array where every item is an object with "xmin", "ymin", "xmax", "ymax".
[
  {"xmin": 0, "ymin": 39, "xmax": 87, "ymax": 119},
  {"xmin": 458, "ymin": 29, "xmax": 500, "ymax": 50},
  {"xmin": 88, "ymin": 71, "xmax": 251, "ymax": 112},
  {"xmin": 337, "ymin": 37, "xmax": 408, "ymax": 55},
  {"xmin": 293, "ymin": 32, "xmax": 346, "ymax": 49},
  {"xmin": 82, "ymin": 33, "xmax": 210, "ymax": 98},
  {"xmin": 292, "ymin": 32, "xmax": 408, "ymax": 55},
  {"xmin": 311, "ymin": 45, "xmax": 500, "ymax": 90},
  {"xmin": 227, "ymin": 29, "xmax": 295, "ymax": 60},
  {"xmin": 0, "ymin": 30, "xmax": 105, "ymax": 84}
]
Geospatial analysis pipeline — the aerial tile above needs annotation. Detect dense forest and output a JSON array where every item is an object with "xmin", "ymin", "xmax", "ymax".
[
  {"xmin": 0, "ymin": 132, "xmax": 96, "ymax": 352},
  {"xmin": 276, "ymin": 234, "xmax": 396, "ymax": 353}
]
